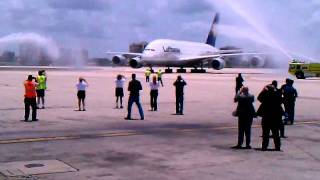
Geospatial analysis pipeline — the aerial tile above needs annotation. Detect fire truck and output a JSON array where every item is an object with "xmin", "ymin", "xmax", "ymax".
[{"xmin": 289, "ymin": 60, "xmax": 320, "ymax": 79}]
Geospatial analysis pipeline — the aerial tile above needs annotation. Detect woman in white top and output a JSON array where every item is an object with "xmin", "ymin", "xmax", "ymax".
[
  {"xmin": 149, "ymin": 75, "xmax": 160, "ymax": 111},
  {"xmin": 115, "ymin": 74, "xmax": 125, "ymax": 108},
  {"xmin": 76, "ymin": 77, "xmax": 88, "ymax": 111}
]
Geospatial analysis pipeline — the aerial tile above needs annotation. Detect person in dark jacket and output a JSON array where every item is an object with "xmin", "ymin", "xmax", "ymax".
[
  {"xmin": 281, "ymin": 79, "xmax": 298, "ymax": 125},
  {"xmin": 257, "ymin": 83, "xmax": 284, "ymax": 151},
  {"xmin": 125, "ymin": 74, "xmax": 144, "ymax": 120},
  {"xmin": 272, "ymin": 80, "xmax": 286, "ymax": 138},
  {"xmin": 235, "ymin": 73, "xmax": 244, "ymax": 95},
  {"xmin": 173, "ymin": 75, "xmax": 187, "ymax": 115},
  {"xmin": 232, "ymin": 86, "xmax": 256, "ymax": 149}
]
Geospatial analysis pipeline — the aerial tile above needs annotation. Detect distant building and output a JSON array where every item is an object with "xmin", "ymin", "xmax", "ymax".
[{"xmin": 129, "ymin": 41, "xmax": 148, "ymax": 53}]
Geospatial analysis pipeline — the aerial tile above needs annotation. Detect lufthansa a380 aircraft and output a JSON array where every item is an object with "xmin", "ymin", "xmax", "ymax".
[{"xmin": 108, "ymin": 14, "xmax": 262, "ymax": 73}]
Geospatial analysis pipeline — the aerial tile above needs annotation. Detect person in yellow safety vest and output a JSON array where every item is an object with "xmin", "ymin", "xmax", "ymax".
[
  {"xmin": 157, "ymin": 69, "xmax": 164, "ymax": 86},
  {"xmin": 145, "ymin": 68, "xmax": 151, "ymax": 82},
  {"xmin": 24, "ymin": 75, "xmax": 38, "ymax": 122},
  {"xmin": 36, "ymin": 70, "xmax": 47, "ymax": 109}
]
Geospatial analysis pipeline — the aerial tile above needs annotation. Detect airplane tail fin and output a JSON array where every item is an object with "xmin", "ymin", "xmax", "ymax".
[{"xmin": 206, "ymin": 13, "xmax": 220, "ymax": 47}]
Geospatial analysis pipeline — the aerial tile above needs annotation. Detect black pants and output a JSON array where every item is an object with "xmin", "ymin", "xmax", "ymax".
[
  {"xmin": 284, "ymin": 102, "xmax": 295, "ymax": 124},
  {"xmin": 24, "ymin": 98, "xmax": 37, "ymax": 121},
  {"xmin": 279, "ymin": 119, "xmax": 285, "ymax": 137},
  {"xmin": 176, "ymin": 95, "xmax": 184, "ymax": 114},
  {"xmin": 146, "ymin": 76, "xmax": 149, "ymax": 82},
  {"xmin": 150, "ymin": 90, "xmax": 158, "ymax": 111},
  {"xmin": 262, "ymin": 120, "xmax": 281, "ymax": 150},
  {"xmin": 237, "ymin": 116, "xmax": 253, "ymax": 146}
]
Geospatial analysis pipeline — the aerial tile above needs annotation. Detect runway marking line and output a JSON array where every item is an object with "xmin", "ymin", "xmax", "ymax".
[{"xmin": 0, "ymin": 120, "xmax": 319, "ymax": 145}]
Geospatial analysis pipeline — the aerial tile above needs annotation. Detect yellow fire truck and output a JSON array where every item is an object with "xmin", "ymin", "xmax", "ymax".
[{"xmin": 289, "ymin": 60, "xmax": 320, "ymax": 79}]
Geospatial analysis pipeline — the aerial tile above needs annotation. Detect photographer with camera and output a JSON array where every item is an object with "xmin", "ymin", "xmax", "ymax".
[{"xmin": 23, "ymin": 75, "xmax": 38, "ymax": 122}]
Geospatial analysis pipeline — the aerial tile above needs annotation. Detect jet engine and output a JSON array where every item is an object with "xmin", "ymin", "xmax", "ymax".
[
  {"xmin": 211, "ymin": 58, "xmax": 225, "ymax": 70},
  {"xmin": 112, "ymin": 55, "xmax": 126, "ymax": 65},
  {"xmin": 129, "ymin": 57, "xmax": 143, "ymax": 68},
  {"xmin": 249, "ymin": 56, "xmax": 265, "ymax": 68}
]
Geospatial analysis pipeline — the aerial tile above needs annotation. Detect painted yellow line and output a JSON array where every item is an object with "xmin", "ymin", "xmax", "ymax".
[{"xmin": 0, "ymin": 120, "xmax": 319, "ymax": 145}]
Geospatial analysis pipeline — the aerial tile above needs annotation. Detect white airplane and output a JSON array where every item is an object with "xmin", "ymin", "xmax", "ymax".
[{"xmin": 108, "ymin": 14, "xmax": 263, "ymax": 73}]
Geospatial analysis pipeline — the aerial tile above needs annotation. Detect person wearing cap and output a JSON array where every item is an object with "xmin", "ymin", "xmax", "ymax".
[
  {"xmin": 232, "ymin": 86, "xmax": 256, "ymax": 149},
  {"xmin": 173, "ymin": 75, "xmax": 187, "ymax": 115},
  {"xmin": 36, "ymin": 70, "xmax": 47, "ymax": 109},
  {"xmin": 24, "ymin": 75, "xmax": 38, "ymax": 122},
  {"xmin": 76, "ymin": 77, "xmax": 89, "ymax": 111}
]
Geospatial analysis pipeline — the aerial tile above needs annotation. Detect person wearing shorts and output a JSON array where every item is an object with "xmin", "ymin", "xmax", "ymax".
[
  {"xmin": 115, "ymin": 74, "xmax": 125, "ymax": 108},
  {"xmin": 76, "ymin": 77, "xmax": 88, "ymax": 111}
]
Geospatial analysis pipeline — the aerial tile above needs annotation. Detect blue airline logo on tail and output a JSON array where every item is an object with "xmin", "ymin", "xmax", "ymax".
[{"xmin": 206, "ymin": 13, "xmax": 220, "ymax": 47}]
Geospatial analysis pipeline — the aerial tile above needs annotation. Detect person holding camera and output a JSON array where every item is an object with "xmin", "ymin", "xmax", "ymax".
[
  {"xmin": 23, "ymin": 75, "xmax": 38, "ymax": 122},
  {"xmin": 173, "ymin": 75, "xmax": 187, "ymax": 115},
  {"xmin": 232, "ymin": 86, "xmax": 256, "ymax": 149}
]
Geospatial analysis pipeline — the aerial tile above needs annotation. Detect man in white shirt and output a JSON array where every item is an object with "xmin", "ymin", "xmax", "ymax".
[{"xmin": 149, "ymin": 76, "xmax": 160, "ymax": 111}]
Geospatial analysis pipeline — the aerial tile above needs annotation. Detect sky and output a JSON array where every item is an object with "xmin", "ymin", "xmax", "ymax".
[{"xmin": 0, "ymin": 0, "xmax": 319, "ymax": 60}]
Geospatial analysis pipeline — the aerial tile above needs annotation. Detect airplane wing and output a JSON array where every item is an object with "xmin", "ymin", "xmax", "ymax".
[{"xmin": 179, "ymin": 52, "xmax": 264, "ymax": 62}]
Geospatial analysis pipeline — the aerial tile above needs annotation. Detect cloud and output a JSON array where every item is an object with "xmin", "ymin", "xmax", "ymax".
[{"xmin": 0, "ymin": 0, "xmax": 319, "ymax": 59}]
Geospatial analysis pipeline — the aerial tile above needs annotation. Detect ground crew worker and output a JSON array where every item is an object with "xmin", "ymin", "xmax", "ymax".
[
  {"xmin": 125, "ymin": 74, "xmax": 144, "ymax": 120},
  {"xmin": 281, "ymin": 79, "xmax": 298, "ymax": 125},
  {"xmin": 24, "ymin": 75, "xmax": 38, "ymax": 122},
  {"xmin": 115, "ymin": 74, "xmax": 125, "ymax": 108},
  {"xmin": 235, "ymin": 73, "xmax": 244, "ymax": 95},
  {"xmin": 76, "ymin": 77, "xmax": 89, "ymax": 111},
  {"xmin": 257, "ymin": 83, "xmax": 283, "ymax": 151},
  {"xmin": 157, "ymin": 69, "xmax": 164, "ymax": 87},
  {"xmin": 36, "ymin": 70, "xmax": 47, "ymax": 109},
  {"xmin": 232, "ymin": 86, "xmax": 256, "ymax": 149},
  {"xmin": 145, "ymin": 68, "xmax": 151, "ymax": 82},
  {"xmin": 173, "ymin": 75, "xmax": 187, "ymax": 115},
  {"xmin": 149, "ymin": 75, "xmax": 160, "ymax": 111}
]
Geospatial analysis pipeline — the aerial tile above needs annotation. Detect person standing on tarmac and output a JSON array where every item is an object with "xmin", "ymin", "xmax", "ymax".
[
  {"xmin": 235, "ymin": 73, "xmax": 244, "ymax": 95},
  {"xmin": 24, "ymin": 75, "xmax": 38, "ymax": 122},
  {"xmin": 173, "ymin": 75, "xmax": 187, "ymax": 115},
  {"xmin": 115, "ymin": 74, "xmax": 125, "ymax": 108},
  {"xmin": 271, "ymin": 80, "xmax": 286, "ymax": 138},
  {"xmin": 36, "ymin": 70, "xmax": 47, "ymax": 109},
  {"xmin": 257, "ymin": 83, "xmax": 284, "ymax": 151},
  {"xmin": 76, "ymin": 77, "xmax": 89, "ymax": 111},
  {"xmin": 157, "ymin": 69, "xmax": 164, "ymax": 87},
  {"xmin": 145, "ymin": 68, "xmax": 151, "ymax": 82},
  {"xmin": 281, "ymin": 79, "xmax": 298, "ymax": 125},
  {"xmin": 125, "ymin": 74, "xmax": 144, "ymax": 120},
  {"xmin": 232, "ymin": 86, "xmax": 256, "ymax": 149},
  {"xmin": 149, "ymin": 75, "xmax": 160, "ymax": 111}
]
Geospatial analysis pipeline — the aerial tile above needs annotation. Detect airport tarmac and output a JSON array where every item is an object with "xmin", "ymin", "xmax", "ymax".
[{"xmin": 0, "ymin": 67, "xmax": 320, "ymax": 180}]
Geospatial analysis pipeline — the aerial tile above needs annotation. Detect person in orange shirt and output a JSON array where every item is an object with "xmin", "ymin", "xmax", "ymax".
[{"xmin": 24, "ymin": 75, "xmax": 38, "ymax": 122}]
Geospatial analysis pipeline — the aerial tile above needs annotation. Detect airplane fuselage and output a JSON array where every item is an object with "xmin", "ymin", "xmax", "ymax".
[{"xmin": 141, "ymin": 39, "xmax": 219, "ymax": 67}]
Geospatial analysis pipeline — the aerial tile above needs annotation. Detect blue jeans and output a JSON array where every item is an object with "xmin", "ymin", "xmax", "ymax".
[
  {"xmin": 127, "ymin": 96, "xmax": 144, "ymax": 119},
  {"xmin": 176, "ymin": 95, "xmax": 184, "ymax": 114}
]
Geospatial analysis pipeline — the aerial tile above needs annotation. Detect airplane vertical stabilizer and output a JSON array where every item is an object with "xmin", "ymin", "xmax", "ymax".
[{"xmin": 206, "ymin": 13, "xmax": 220, "ymax": 47}]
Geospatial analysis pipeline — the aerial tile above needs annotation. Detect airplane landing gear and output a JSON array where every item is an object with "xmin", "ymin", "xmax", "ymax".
[
  {"xmin": 191, "ymin": 69, "xmax": 206, "ymax": 73},
  {"xmin": 165, "ymin": 68, "xmax": 173, "ymax": 73},
  {"xmin": 176, "ymin": 67, "xmax": 186, "ymax": 73}
]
